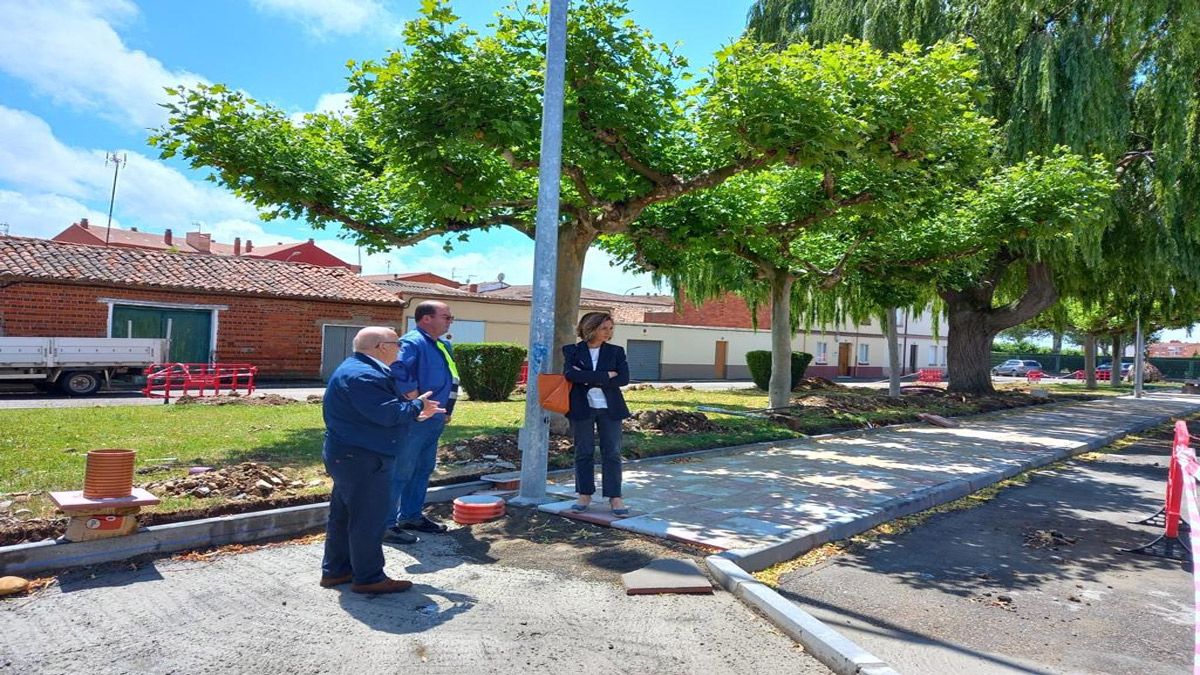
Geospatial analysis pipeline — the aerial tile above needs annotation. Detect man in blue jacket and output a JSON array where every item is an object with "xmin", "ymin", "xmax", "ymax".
[
  {"xmin": 321, "ymin": 326, "xmax": 443, "ymax": 594},
  {"xmin": 386, "ymin": 301, "xmax": 458, "ymax": 542}
]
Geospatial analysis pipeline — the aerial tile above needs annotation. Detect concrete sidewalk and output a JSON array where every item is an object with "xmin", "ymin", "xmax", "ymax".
[{"xmin": 540, "ymin": 393, "xmax": 1200, "ymax": 571}]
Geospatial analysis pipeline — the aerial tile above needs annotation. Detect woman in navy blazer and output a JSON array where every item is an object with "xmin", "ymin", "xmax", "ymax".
[{"xmin": 562, "ymin": 312, "xmax": 631, "ymax": 515}]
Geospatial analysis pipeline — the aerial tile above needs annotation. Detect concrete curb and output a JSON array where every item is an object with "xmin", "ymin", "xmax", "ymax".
[
  {"xmin": 705, "ymin": 556, "xmax": 899, "ymax": 675},
  {"xmin": 0, "ymin": 480, "xmax": 487, "ymax": 577}
]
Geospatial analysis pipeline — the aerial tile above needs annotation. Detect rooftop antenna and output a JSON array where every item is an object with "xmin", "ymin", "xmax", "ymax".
[{"xmin": 103, "ymin": 152, "xmax": 127, "ymax": 245}]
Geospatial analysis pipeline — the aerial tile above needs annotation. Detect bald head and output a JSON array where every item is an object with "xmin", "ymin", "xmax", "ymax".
[{"xmin": 353, "ymin": 326, "xmax": 400, "ymax": 362}]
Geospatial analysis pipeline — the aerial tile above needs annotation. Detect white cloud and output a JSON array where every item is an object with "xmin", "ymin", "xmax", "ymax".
[
  {"xmin": 0, "ymin": 190, "xmax": 115, "ymax": 240},
  {"xmin": 0, "ymin": 105, "xmax": 259, "ymax": 233},
  {"xmin": 288, "ymin": 92, "xmax": 355, "ymax": 124},
  {"xmin": 251, "ymin": 0, "xmax": 390, "ymax": 37},
  {"xmin": 0, "ymin": 0, "xmax": 207, "ymax": 129}
]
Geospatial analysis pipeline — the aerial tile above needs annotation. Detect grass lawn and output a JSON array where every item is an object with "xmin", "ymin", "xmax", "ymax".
[
  {"xmin": 3, "ymin": 380, "xmax": 1156, "ymax": 524},
  {"xmin": 0, "ymin": 387, "xmax": 796, "ymax": 518}
]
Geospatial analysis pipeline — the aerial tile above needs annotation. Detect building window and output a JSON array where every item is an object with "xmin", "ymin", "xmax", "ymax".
[
  {"xmin": 815, "ymin": 341, "xmax": 828, "ymax": 364},
  {"xmin": 857, "ymin": 343, "xmax": 869, "ymax": 364},
  {"xmin": 928, "ymin": 345, "xmax": 938, "ymax": 365},
  {"xmin": 940, "ymin": 346, "xmax": 948, "ymax": 366}
]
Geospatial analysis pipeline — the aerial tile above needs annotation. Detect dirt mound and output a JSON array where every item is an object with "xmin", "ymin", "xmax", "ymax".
[
  {"xmin": 624, "ymin": 409, "xmax": 718, "ymax": 434},
  {"xmin": 174, "ymin": 393, "xmax": 301, "ymax": 406},
  {"xmin": 792, "ymin": 377, "xmax": 845, "ymax": 391},
  {"xmin": 439, "ymin": 434, "xmax": 574, "ymax": 465},
  {"xmin": 141, "ymin": 462, "xmax": 309, "ymax": 499}
]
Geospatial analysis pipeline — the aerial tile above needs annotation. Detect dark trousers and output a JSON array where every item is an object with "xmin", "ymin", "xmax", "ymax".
[
  {"xmin": 571, "ymin": 409, "xmax": 623, "ymax": 498},
  {"xmin": 322, "ymin": 442, "xmax": 394, "ymax": 585},
  {"xmin": 389, "ymin": 415, "xmax": 446, "ymax": 524}
]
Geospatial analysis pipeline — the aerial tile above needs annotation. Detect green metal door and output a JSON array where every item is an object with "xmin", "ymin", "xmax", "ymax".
[{"xmin": 112, "ymin": 306, "xmax": 213, "ymax": 363}]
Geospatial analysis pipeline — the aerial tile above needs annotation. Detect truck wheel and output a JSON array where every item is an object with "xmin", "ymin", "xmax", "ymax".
[{"xmin": 59, "ymin": 371, "xmax": 101, "ymax": 396}]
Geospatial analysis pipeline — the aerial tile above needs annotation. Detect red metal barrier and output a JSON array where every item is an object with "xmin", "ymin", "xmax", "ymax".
[
  {"xmin": 1026, "ymin": 370, "xmax": 1044, "ymax": 383},
  {"xmin": 142, "ymin": 363, "xmax": 258, "ymax": 401},
  {"xmin": 517, "ymin": 361, "xmax": 529, "ymax": 385},
  {"xmin": 917, "ymin": 369, "xmax": 943, "ymax": 383},
  {"xmin": 1124, "ymin": 420, "xmax": 1192, "ymax": 561}
]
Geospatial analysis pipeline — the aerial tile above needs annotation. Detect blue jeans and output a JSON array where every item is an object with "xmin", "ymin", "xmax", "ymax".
[
  {"xmin": 572, "ymin": 410, "xmax": 623, "ymax": 498},
  {"xmin": 322, "ymin": 442, "xmax": 394, "ymax": 585},
  {"xmin": 389, "ymin": 415, "xmax": 447, "ymax": 524}
]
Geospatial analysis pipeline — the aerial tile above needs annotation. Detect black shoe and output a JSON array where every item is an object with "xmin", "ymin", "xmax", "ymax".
[
  {"xmin": 382, "ymin": 526, "xmax": 419, "ymax": 544},
  {"xmin": 397, "ymin": 515, "xmax": 448, "ymax": 533}
]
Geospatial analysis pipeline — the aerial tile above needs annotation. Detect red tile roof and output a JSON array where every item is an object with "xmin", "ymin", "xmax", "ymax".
[{"xmin": 0, "ymin": 236, "xmax": 401, "ymax": 304}]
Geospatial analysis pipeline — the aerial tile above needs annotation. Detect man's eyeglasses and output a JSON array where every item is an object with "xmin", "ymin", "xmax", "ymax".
[{"xmin": 437, "ymin": 314, "xmax": 454, "ymax": 320}]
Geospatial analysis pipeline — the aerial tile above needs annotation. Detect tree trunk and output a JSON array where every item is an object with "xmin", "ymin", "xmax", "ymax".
[
  {"xmin": 541, "ymin": 224, "xmax": 596, "ymax": 436},
  {"xmin": 886, "ymin": 307, "xmax": 901, "ymax": 398},
  {"xmin": 552, "ymin": 225, "xmax": 596, "ymax": 370},
  {"xmin": 944, "ymin": 294, "xmax": 997, "ymax": 394},
  {"xmin": 1051, "ymin": 331, "xmax": 1063, "ymax": 374},
  {"xmin": 1110, "ymin": 334, "xmax": 1122, "ymax": 388},
  {"xmin": 939, "ymin": 259, "xmax": 1059, "ymax": 395},
  {"xmin": 1084, "ymin": 335, "xmax": 1097, "ymax": 389},
  {"xmin": 768, "ymin": 271, "xmax": 795, "ymax": 409}
]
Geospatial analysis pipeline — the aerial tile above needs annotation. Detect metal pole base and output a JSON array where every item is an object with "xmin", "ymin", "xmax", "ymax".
[
  {"xmin": 1130, "ymin": 507, "xmax": 1191, "ymax": 532},
  {"xmin": 1121, "ymin": 534, "xmax": 1192, "ymax": 562}
]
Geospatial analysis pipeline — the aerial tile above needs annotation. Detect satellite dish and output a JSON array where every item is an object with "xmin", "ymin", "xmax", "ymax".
[{"xmin": 497, "ymin": 272, "xmax": 506, "ymax": 282}]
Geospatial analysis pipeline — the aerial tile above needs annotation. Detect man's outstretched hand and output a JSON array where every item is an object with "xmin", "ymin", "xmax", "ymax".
[{"xmin": 415, "ymin": 391, "xmax": 446, "ymax": 421}]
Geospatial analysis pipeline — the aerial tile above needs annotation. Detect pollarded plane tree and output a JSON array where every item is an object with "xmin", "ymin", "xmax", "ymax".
[{"xmin": 152, "ymin": 0, "xmax": 966, "ymax": 356}]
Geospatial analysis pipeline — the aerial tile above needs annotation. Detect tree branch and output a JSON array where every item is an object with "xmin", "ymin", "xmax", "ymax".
[
  {"xmin": 301, "ymin": 201, "xmax": 514, "ymax": 248},
  {"xmin": 768, "ymin": 191, "xmax": 874, "ymax": 237},
  {"xmin": 818, "ymin": 229, "xmax": 875, "ymax": 289},
  {"xmin": 988, "ymin": 261, "xmax": 1059, "ymax": 330},
  {"xmin": 562, "ymin": 164, "xmax": 602, "ymax": 207},
  {"xmin": 601, "ymin": 151, "xmax": 780, "ymax": 233}
]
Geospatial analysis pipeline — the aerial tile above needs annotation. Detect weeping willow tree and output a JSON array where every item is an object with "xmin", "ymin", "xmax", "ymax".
[{"xmin": 746, "ymin": 0, "xmax": 1200, "ymax": 394}]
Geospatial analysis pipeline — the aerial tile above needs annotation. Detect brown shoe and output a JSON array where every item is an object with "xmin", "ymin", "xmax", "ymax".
[
  {"xmin": 319, "ymin": 574, "xmax": 353, "ymax": 588},
  {"xmin": 350, "ymin": 577, "xmax": 413, "ymax": 594}
]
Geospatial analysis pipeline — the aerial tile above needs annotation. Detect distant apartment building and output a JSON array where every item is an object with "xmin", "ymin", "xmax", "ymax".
[{"xmin": 1149, "ymin": 340, "xmax": 1200, "ymax": 358}]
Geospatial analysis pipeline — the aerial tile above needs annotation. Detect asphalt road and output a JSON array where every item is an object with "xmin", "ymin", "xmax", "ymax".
[
  {"xmin": 1, "ymin": 509, "xmax": 826, "ymax": 674},
  {"xmin": 774, "ymin": 427, "xmax": 1193, "ymax": 674}
]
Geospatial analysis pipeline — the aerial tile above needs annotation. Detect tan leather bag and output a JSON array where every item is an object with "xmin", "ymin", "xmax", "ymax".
[{"xmin": 537, "ymin": 373, "xmax": 572, "ymax": 415}]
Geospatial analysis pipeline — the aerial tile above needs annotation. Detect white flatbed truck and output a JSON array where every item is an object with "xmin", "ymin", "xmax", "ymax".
[{"xmin": 0, "ymin": 337, "xmax": 168, "ymax": 395}]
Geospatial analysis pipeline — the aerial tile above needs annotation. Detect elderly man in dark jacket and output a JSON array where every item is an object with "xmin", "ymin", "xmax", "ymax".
[{"xmin": 320, "ymin": 326, "xmax": 443, "ymax": 595}]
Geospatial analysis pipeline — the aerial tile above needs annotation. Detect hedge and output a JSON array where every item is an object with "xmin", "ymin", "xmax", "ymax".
[
  {"xmin": 452, "ymin": 343, "xmax": 527, "ymax": 401},
  {"xmin": 745, "ymin": 350, "xmax": 813, "ymax": 391}
]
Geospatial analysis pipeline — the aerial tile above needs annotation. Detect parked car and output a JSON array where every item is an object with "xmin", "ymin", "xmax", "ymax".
[
  {"xmin": 1096, "ymin": 362, "xmax": 1134, "ymax": 377},
  {"xmin": 991, "ymin": 359, "xmax": 1043, "ymax": 377}
]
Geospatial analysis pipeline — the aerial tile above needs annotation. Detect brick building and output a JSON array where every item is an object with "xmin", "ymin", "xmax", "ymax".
[
  {"xmin": 0, "ymin": 236, "xmax": 403, "ymax": 379},
  {"xmin": 1149, "ymin": 340, "xmax": 1200, "ymax": 358},
  {"xmin": 52, "ymin": 219, "xmax": 360, "ymax": 272}
]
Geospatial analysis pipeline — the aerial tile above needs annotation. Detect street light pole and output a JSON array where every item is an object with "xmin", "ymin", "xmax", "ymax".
[{"xmin": 513, "ymin": 0, "xmax": 568, "ymax": 506}]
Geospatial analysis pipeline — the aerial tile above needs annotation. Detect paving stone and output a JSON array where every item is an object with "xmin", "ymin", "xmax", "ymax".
[
  {"xmin": 543, "ymin": 394, "xmax": 1200, "ymax": 561},
  {"xmin": 621, "ymin": 558, "xmax": 714, "ymax": 595}
]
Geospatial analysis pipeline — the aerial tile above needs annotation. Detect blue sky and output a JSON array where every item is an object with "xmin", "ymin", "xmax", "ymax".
[{"xmin": 0, "ymin": 0, "xmax": 754, "ymax": 294}]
